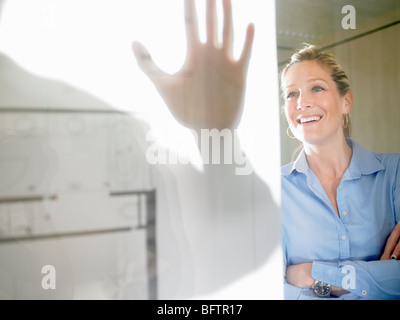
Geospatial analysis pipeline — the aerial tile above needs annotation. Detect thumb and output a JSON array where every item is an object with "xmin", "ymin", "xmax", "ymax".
[{"xmin": 131, "ymin": 41, "xmax": 165, "ymax": 80}]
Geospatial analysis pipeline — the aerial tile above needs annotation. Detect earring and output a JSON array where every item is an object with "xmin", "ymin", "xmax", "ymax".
[
  {"xmin": 286, "ymin": 126, "xmax": 296, "ymax": 139},
  {"xmin": 342, "ymin": 114, "xmax": 349, "ymax": 129}
]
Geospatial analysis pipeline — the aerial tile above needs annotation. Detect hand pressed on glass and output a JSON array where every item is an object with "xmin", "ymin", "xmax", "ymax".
[{"xmin": 132, "ymin": 0, "xmax": 254, "ymax": 131}]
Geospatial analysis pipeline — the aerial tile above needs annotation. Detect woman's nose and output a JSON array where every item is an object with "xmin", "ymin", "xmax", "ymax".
[{"xmin": 296, "ymin": 91, "xmax": 312, "ymax": 110}]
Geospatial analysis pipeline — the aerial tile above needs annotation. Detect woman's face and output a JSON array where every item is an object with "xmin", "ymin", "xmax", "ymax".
[{"xmin": 283, "ymin": 60, "xmax": 352, "ymax": 146}]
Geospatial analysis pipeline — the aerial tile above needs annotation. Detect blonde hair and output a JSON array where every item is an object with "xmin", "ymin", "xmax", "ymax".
[{"xmin": 281, "ymin": 44, "xmax": 351, "ymax": 137}]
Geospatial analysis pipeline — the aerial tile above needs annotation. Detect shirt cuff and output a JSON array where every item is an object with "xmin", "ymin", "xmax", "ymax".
[{"xmin": 311, "ymin": 261, "xmax": 341, "ymax": 287}]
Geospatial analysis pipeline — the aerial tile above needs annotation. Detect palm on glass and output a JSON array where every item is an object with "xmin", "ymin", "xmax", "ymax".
[{"xmin": 132, "ymin": 0, "xmax": 255, "ymax": 131}]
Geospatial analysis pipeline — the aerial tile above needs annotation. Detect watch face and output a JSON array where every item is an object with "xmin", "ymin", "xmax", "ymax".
[{"xmin": 314, "ymin": 281, "xmax": 331, "ymax": 297}]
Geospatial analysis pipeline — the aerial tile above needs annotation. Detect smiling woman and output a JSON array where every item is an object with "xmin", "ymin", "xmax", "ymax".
[
  {"xmin": 281, "ymin": 44, "xmax": 352, "ymax": 142},
  {"xmin": 277, "ymin": 1, "xmax": 400, "ymax": 167},
  {"xmin": 280, "ymin": 44, "xmax": 400, "ymax": 300},
  {"xmin": 283, "ymin": 61, "xmax": 352, "ymax": 147}
]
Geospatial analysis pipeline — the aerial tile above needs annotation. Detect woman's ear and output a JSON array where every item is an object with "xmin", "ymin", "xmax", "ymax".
[{"xmin": 343, "ymin": 90, "xmax": 353, "ymax": 113}]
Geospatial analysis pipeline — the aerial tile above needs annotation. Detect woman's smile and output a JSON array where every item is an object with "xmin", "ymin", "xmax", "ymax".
[{"xmin": 296, "ymin": 114, "xmax": 323, "ymax": 125}]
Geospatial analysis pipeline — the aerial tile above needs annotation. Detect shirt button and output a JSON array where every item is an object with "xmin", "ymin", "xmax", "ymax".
[
  {"xmin": 362, "ymin": 290, "xmax": 367, "ymax": 296},
  {"xmin": 342, "ymin": 211, "xmax": 347, "ymax": 216},
  {"xmin": 342, "ymin": 235, "xmax": 347, "ymax": 241}
]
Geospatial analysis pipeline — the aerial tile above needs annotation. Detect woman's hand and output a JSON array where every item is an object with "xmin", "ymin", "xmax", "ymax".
[
  {"xmin": 132, "ymin": 0, "xmax": 254, "ymax": 132},
  {"xmin": 380, "ymin": 222, "xmax": 400, "ymax": 260},
  {"xmin": 285, "ymin": 263, "xmax": 314, "ymax": 288}
]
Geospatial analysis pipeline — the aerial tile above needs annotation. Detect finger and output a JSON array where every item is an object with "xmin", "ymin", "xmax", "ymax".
[
  {"xmin": 380, "ymin": 223, "xmax": 400, "ymax": 260},
  {"xmin": 132, "ymin": 41, "xmax": 166, "ymax": 81},
  {"xmin": 184, "ymin": 0, "xmax": 199, "ymax": 48},
  {"xmin": 206, "ymin": 0, "xmax": 217, "ymax": 46},
  {"xmin": 222, "ymin": 0, "xmax": 233, "ymax": 54},
  {"xmin": 238, "ymin": 23, "xmax": 255, "ymax": 70},
  {"xmin": 391, "ymin": 242, "xmax": 400, "ymax": 260}
]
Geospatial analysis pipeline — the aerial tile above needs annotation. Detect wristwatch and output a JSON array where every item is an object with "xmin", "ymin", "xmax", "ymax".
[{"xmin": 312, "ymin": 280, "xmax": 332, "ymax": 298}]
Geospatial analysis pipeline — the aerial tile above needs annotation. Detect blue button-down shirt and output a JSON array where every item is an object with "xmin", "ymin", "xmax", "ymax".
[{"xmin": 281, "ymin": 139, "xmax": 400, "ymax": 300}]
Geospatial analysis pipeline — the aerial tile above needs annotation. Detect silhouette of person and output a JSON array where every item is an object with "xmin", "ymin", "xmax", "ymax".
[{"xmin": 0, "ymin": 0, "xmax": 280, "ymax": 299}]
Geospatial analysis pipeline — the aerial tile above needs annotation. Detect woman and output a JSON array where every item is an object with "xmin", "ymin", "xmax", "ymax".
[
  {"xmin": 281, "ymin": 44, "xmax": 400, "ymax": 299},
  {"xmin": 132, "ymin": 0, "xmax": 400, "ymax": 299}
]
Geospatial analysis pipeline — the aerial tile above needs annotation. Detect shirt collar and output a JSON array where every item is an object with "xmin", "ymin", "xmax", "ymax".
[
  {"xmin": 281, "ymin": 139, "xmax": 385, "ymax": 178},
  {"xmin": 345, "ymin": 139, "xmax": 385, "ymax": 179},
  {"xmin": 281, "ymin": 148, "xmax": 308, "ymax": 176}
]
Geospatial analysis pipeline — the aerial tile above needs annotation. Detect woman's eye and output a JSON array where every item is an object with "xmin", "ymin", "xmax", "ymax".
[
  {"xmin": 313, "ymin": 86, "xmax": 324, "ymax": 92},
  {"xmin": 287, "ymin": 92, "xmax": 297, "ymax": 99}
]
